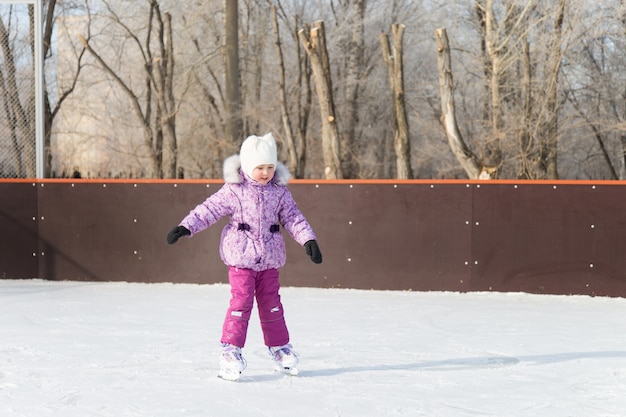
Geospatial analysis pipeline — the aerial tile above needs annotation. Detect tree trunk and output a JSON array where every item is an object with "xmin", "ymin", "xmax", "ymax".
[
  {"xmin": 271, "ymin": 5, "xmax": 298, "ymax": 175},
  {"xmin": 42, "ymin": 0, "xmax": 56, "ymax": 177},
  {"xmin": 622, "ymin": 1, "xmax": 626, "ymax": 178},
  {"xmin": 474, "ymin": 1, "xmax": 491, "ymax": 123},
  {"xmin": 484, "ymin": 0, "xmax": 503, "ymax": 134},
  {"xmin": 621, "ymin": 136, "xmax": 626, "ymax": 180},
  {"xmin": 538, "ymin": 0, "xmax": 565, "ymax": 179},
  {"xmin": 295, "ymin": 19, "xmax": 310, "ymax": 179},
  {"xmin": 224, "ymin": 0, "xmax": 242, "ymax": 147},
  {"xmin": 380, "ymin": 24, "xmax": 413, "ymax": 179},
  {"xmin": 341, "ymin": 0, "xmax": 365, "ymax": 178},
  {"xmin": 435, "ymin": 28, "xmax": 481, "ymax": 179},
  {"xmin": 481, "ymin": 0, "xmax": 506, "ymax": 176},
  {"xmin": 164, "ymin": 12, "xmax": 177, "ymax": 178},
  {"xmin": 154, "ymin": 10, "xmax": 177, "ymax": 179},
  {"xmin": 298, "ymin": 21, "xmax": 342, "ymax": 179},
  {"xmin": 517, "ymin": 35, "xmax": 533, "ymax": 179}
]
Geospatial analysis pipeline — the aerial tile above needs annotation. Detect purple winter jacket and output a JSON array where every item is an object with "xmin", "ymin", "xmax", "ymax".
[{"xmin": 179, "ymin": 155, "xmax": 317, "ymax": 271}]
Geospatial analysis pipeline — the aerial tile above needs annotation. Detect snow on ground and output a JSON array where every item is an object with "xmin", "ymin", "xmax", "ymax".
[{"xmin": 1, "ymin": 279, "xmax": 626, "ymax": 417}]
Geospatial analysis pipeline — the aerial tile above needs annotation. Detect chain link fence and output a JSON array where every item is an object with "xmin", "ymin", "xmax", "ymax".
[{"xmin": 0, "ymin": 1, "xmax": 42, "ymax": 178}]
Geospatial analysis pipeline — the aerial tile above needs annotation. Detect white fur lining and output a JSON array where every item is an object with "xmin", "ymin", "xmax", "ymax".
[{"xmin": 223, "ymin": 154, "xmax": 291, "ymax": 186}]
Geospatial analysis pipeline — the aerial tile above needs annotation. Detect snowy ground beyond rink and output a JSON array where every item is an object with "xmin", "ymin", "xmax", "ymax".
[{"xmin": 2, "ymin": 280, "xmax": 626, "ymax": 417}]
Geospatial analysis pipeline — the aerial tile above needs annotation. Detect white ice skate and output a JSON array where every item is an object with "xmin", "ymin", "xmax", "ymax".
[
  {"xmin": 269, "ymin": 343, "xmax": 299, "ymax": 376},
  {"xmin": 218, "ymin": 344, "xmax": 247, "ymax": 381}
]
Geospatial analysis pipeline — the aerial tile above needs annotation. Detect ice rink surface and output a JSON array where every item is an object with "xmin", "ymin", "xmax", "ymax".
[{"xmin": 2, "ymin": 279, "xmax": 626, "ymax": 416}]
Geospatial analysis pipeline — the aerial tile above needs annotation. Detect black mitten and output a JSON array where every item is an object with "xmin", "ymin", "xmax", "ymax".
[
  {"xmin": 167, "ymin": 226, "xmax": 190, "ymax": 244},
  {"xmin": 304, "ymin": 240, "xmax": 323, "ymax": 264}
]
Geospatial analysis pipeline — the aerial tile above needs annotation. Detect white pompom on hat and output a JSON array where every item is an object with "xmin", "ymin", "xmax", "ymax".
[{"xmin": 239, "ymin": 133, "xmax": 278, "ymax": 179}]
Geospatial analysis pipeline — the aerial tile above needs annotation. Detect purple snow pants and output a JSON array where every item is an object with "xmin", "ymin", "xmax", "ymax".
[{"xmin": 220, "ymin": 266, "xmax": 290, "ymax": 348}]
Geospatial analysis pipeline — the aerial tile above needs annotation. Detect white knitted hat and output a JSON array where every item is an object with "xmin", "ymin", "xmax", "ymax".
[{"xmin": 239, "ymin": 133, "xmax": 278, "ymax": 179}]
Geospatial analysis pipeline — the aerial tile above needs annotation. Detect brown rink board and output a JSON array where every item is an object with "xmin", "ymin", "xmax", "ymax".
[
  {"xmin": 280, "ymin": 182, "xmax": 473, "ymax": 291},
  {"xmin": 470, "ymin": 183, "xmax": 626, "ymax": 297},
  {"xmin": 32, "ymin": 181, "xmax": 473, "ymax": 291},
  {"xmin": 0, "ymin": 182, "xmax": 38, "ymax": 279},
  {"xmin": 35, "ymin": 181, "xmax": 226, "ymax": 284},
  {"xmin": 3, "ymin": 179, "xmax": 626, "ymax": 296}
]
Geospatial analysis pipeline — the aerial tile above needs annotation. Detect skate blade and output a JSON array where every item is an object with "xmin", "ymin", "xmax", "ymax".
[
  {"xmin": 218, "ymin": 369, "xmax": 242, "ymax": 381},
  {"xmin": 274, "ymin": 364, "xmax": 299, "ymax": 376}
]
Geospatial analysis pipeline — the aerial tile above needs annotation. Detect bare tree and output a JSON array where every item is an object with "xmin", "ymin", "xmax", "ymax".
[
  {"xmin": 293, "ymin": 18, "xmax": 311, "ymax": 179},
  {"xmin": 267, "ymin": 2, "xmax": 314, "ymax": 178},
  {"xmin": 224, "ymin": 0, "xmax": 242, "ymax": 146},
  {"xmin": 42, "ymin": 1, "xmax": 88, "ymax": 178},
  {"xmin": 464, "ymin": 0, "xmax": 570, "ymax": 179},
  {"xmin": 298, "ymin": 21, "xmax": 342, "ymax": 179},
  {"xmin": 562, "ymin": 1, "xmax": 626, "ymax": 180},
  {"xmin": 380, "ymin": 24, "xmax": 412, "ymax": 179},
  {"xmin": 534, "ymin": 0, "xmax": 565, "ymax": 179},
  {"xmin": 180, "ymin": 3, "xmax": 230, "ymax": 177},
  {"xmin": 270, "ymin": 4, "xmax": 298, "ymax": 174},
  {"xmin": 79, "ymin": 0, "xmax": 178, "ymax": 178},
  {"xmin": 435, "ymin": 28, "xmax": 481, "ymax": 179},
  {"xmin": 41, "ymin": 0, "xmax": 620, "ymax": 180},
  {"xmin": 339, "ymin": 0, "xmax": 366, "ymax": 178},
  {"xmin": 473, "ymin": 0, "xmax": 538, "ymax": 178}
]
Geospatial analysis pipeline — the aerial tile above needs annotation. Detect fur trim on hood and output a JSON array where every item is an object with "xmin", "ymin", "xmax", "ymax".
[{"xmin": 223, "ymin": 154, "xmax": 291, "ymax": 186}]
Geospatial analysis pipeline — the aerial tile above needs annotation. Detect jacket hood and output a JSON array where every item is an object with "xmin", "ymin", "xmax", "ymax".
[{"xmin": 223, "ymin": 154, "xmax": 291, "ymax": 186}]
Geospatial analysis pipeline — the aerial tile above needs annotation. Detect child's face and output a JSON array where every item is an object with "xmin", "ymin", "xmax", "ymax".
[{"xmin": 251, "ymin": 164, "xmax": 276, "ymax": 185}]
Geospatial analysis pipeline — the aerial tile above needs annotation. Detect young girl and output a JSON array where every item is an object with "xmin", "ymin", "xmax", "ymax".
[{"xmin": 166, "ymin": 133, "xmax": 322, "ymax": 381}]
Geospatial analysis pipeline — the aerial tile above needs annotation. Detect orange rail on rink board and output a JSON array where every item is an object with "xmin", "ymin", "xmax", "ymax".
[{"xmin": 3, "ymin": 178, "xmax": 626, "ymax": 186}]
